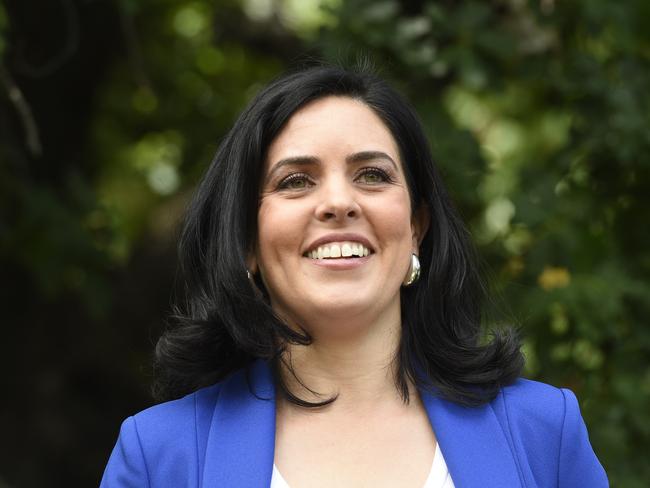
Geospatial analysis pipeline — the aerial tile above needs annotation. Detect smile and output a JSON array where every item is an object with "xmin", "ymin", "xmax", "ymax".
[{"xmin": 304, "ymin": 241, "xmax": 371, "ymax": 260}]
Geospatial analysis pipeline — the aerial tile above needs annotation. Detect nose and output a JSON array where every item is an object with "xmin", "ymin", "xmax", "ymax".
[{"xmin": 314, "ymin": 177, "xmax": 361, "ymax": 222}]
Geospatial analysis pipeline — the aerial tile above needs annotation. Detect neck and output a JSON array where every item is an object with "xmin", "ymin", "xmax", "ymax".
[{"xmin": 276, "ymin": 305, "xmax": 410, "ymax": 411}]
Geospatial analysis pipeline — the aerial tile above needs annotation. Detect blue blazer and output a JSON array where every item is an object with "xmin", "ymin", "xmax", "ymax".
[{"xmin": 100, "ymin": 359, "xmax": 607, "ymax": 487}]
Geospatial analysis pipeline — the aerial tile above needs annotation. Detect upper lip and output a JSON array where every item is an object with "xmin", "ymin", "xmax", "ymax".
[{"xmin": 304, "ymin": 233, "xmax": 375, "ymax": 255}]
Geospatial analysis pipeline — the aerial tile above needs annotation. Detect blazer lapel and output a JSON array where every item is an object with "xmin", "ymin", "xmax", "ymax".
[
  {"xmin": 201, "ymin": 360, "xmax": 522, "ymax": 487},
  {"xmin": 420, "ymin": 389, "xmax": 523, "ymax": 487},
  {"xmin": 202, "ymin": 359, "xmax": 276, "ymax": 487}
]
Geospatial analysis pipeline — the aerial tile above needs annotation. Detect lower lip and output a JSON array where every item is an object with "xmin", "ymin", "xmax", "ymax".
[{"xmin": 305, "ymin": 255, "xmax": 372, "ymax": 270}]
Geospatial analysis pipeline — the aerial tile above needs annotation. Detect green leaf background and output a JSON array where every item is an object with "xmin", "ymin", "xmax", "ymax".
[{"xmin": 1, "ymin": 0, "xmax": 648, "ymax": 485}]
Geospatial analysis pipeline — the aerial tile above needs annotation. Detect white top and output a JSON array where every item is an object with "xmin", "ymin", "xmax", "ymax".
[{"xmin": 270, "ymin": 442, "xmax": 455, "ymax": 488}]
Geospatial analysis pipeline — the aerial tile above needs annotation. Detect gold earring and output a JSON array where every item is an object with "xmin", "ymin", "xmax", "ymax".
[{"xmin": 403, "ymin": 254, "xmax": 421, "ymax": 286}]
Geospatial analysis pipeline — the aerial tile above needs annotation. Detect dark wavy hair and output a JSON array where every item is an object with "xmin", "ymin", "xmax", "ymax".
[{"xmin": 153, "ymin": 63, "xmax": 524, "ymax": 407}]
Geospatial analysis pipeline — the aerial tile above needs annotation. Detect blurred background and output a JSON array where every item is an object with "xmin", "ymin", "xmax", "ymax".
[{"xmin": 1, "ymin": 0, "xmax": 649, "ymax": 486}]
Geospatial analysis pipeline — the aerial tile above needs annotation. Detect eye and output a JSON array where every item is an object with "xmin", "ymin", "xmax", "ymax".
[
  {"xmin": 278, "ymin": 173, "xmax": 313, "ymax": 190},
  {"xmin": 356, "ymin": 167, "xmax": 392, "ymax": 184}
]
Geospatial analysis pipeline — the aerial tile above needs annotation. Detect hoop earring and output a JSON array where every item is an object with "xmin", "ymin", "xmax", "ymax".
[{"xmin": 403, "ymin": 254, "xmax": 421, "ymax": 286}]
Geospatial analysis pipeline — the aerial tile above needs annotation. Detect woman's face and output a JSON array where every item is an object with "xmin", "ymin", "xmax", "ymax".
[{"xmin": 252, "ymin": 96, "xmax": 427, "ymax": 332}]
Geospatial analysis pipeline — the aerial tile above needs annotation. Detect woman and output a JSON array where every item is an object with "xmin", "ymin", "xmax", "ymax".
[{"xmin": 101, "ymin": 65, "xmax": 607, "ymax": 487}]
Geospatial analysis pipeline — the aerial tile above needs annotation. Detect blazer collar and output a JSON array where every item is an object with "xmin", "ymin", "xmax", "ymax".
[
  {"xmin": 202, "ymin": 359, "xmax": 522, "ymax": 487},
  {"xmin": 202, "ymin": 359, "xmax": 276, "ymax": 487},
  {"xmin": 419, "ymin": 388, "xmax": 522, "ymax": 487}
]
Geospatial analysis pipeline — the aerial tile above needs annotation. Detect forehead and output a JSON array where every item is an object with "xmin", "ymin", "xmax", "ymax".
[{"xmin": 265, "ymin": 96, "xmax": 401, "ymax": 168}]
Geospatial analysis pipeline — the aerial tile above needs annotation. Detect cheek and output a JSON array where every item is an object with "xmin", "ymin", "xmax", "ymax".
[
  {"xmin": 256, "ymin": 199, "xmax": 305, "ymax": 269},
  {"xmin": 370, "ymin": 193, "xmax": 414, "ymax": 248},
  {"xmin": 256, "ymin": 204, "xmax": 280, "ymax": 270}
]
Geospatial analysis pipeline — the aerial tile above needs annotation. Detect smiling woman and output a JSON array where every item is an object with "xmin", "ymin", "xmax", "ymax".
[
  {"xmin": 253, "ymin": 97, "xmax": 423, "ymax": 343},
  {"xmin": 100, "ymin": 65, "xmax": 607, "ymax": 487}
]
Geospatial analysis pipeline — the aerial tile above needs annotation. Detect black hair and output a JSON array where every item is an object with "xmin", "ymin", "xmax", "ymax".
[{"xmin": 153, "ymin": 63, "xmax": 524, "ymax": 407}]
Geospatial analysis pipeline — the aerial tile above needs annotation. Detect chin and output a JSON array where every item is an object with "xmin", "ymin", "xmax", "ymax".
[{"xmin": 303, "ymin": 290, "xmax": 395, "ymax": 322}]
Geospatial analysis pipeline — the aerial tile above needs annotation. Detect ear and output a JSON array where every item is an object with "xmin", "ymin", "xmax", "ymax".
[{"xmin": 410, "ymin": 204, "xmax": 430, "ymax": 253}]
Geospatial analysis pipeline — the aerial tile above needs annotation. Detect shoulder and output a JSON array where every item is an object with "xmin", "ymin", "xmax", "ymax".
[
  {"xmin": 490, "ymin": 379, "xmax": 568, "ymax": 461},
  {"xmin": 497, "ymin": 378, "xmax": 568, "ymax": 427},
  {"xmin": 131, "ymin": 381, "xmax": 222, "ymax": 444},
  {"xmin": 491, "ymin": 378, "xmax": 608, "ymax": 487},
  {"xmin": 100, "ymin": 382, "xmax": 223, "ymax": 488},
  {"xmin": 496, "ymin": 378, "xmax": 597, "ymax": 451}
]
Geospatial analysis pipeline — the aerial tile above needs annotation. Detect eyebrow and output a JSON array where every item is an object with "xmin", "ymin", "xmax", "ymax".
[{"xmin": 266, "ymin": 151, "xmax": 398, "ymax": 181}]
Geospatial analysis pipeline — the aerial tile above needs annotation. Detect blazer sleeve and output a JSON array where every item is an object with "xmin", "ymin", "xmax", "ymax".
[
  {"xmin": 559, "ymin": 388, "xmax": 608, "ymax": 487},
  {"xmin": 100, "ymin": 416, "xmax": 150, "ymax": 488}
]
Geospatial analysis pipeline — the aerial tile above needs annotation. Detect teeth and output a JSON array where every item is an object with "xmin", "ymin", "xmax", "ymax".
[
  {"xmin": 306, "ymin": 241, "xmax": 371, "ymax": 260},
  {"xmin": 330, "ymin": 244, "xmax": 341, "ymax": 258}
]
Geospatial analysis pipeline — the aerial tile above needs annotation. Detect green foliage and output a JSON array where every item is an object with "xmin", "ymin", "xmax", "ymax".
[{"xmin": 1, "ymin": 0, "xmax": 648, "ymax": 486}]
